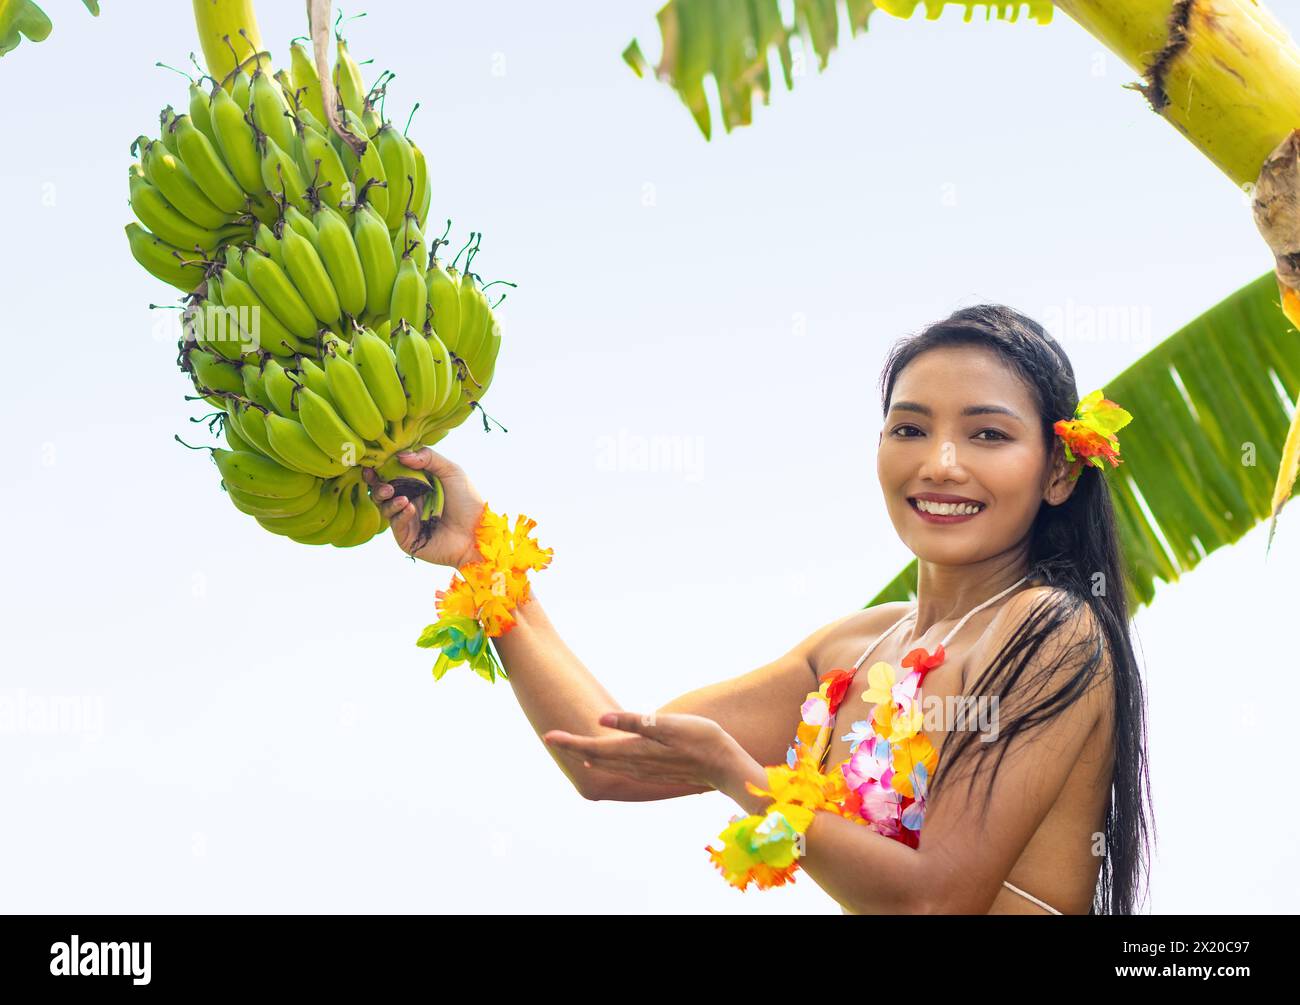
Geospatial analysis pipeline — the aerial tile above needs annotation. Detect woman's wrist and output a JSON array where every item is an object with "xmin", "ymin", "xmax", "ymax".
[{"xmin": 716, "ymin": 744, "xmax": 771, "ymax": 816}]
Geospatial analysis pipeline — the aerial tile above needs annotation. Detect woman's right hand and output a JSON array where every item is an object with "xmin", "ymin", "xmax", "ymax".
[{"xmin": 363, "ymin": 447, "xmax": 486, "ymax": 568}]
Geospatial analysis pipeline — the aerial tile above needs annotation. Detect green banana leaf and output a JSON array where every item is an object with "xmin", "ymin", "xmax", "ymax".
[
  {"xmin": 0, "ymin": 0, "xmax": 98, "ymax": 58},
  {"xmin": 865, "ymin": 272, "xmax": 1300, "ymax": 616},
  {"xmin": 623, "ymin": 0, "xmax": 1054, "ymax": 139}
]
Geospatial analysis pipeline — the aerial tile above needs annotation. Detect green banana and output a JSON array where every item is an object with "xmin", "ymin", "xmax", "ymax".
[
  {"xmin": 295, "ymin": 120, "xmax": 351, "ymax": 209},
  {"xmin": 228, "ymin": 401, "xmax": 293, "ymax": 467},
  {"xmin": 388, "ymin": 254, "xmax": 427, "ymax": 330},
  {"xmin": 335, "ymin": 483, "xmax": 383, "ymax": 547},
  {"xmin": 212, "ymin": 447, "xmax": 317, "ymax": 498},
  {"xmin": 188, "ymin": 81, "xmax": 219, "ymax": 146},
  {"xmin": 249, "ymin": 67, "xmax": 295, "ymax": 156},
  {"xmin": 280, "ymin": 222, "xmax": 340, "ymax": 324},
  {"xmin": 289, "ymin": 41, "xmax": 327, "ymax": 125},
  {"xmin": 221, "ymin": 244, "xmax": 246, "ymax": 281},
  {"xmin": 191, "ymin": 290, "xmax": 247, "ymax": 362},
  {"xmin": 467, "ymin": 317, "xmax": 502, "ymax": 399},
  {"xmin": 257, "ymin": 478, "xmax": 346, "ymax": 537},
  {"xmin": 374, "ymin": 124, "xmax": 415, "ymax": 229},
  {"xmin": 392, "ymin": 212, "xmax": 426, "ymax": 269},
  {"xmin": 243, "ymin": 247, "xmax": 317, "ymax": 340},
  {"xmin": 230, "ymin": 64, "xmax": 252, "ymax": 110},
  {"xmin": 454, "ymin": 272, "xmax": 490, "ymax": 368},
  {"xmin": 208, "ymin": 83, "xmax": 264, "ymax": 193},
  {"xmin": 128, "ymin": 164, "xmax": 234, "ymax": 253},
  {"xmin": 322, "ymin": 340, "xmax": 386, "ymax": 441},
  {"xmin": 333, "ymin": 37, "xmax": 366, "ymax": 118},
  {"xmin": 424, "ymin": 327, "xmax": 461, "ymax": 418},
  {"xmin": 297, "ymin": 386, "xmax": 365, "ymax": 466},
  {"xmin": 241, "ymin": 361, "xmax": 275, "ymax": 411},
  {"xmin": 224, "ymin": 417, "xmax": 256, "ymax": 454},
  {"xmin": 311, "ymin": 203, "xmax": 366, "ymax": 318},
  {"xmin": 425, "ymin": 259, "xmax": 461, "ymax": 351},
  {"xmin": 216, "ymin": 267, "xmax": 310, "ymax": 357},
  {"xmin": 158, "ymin": 106, "xmax": 180, "ymax": 155},
  {"xmin": 252, "ymin": 219, "xmax": 283, "ymax": 266},
  {"xmin": 350, "ymin": 325, "xmax": 407, "ymax": 424},
  {"xmin": 298, "ymin": 356, "xmax": 332, "ymax": 401},
  {"xmin": 410, "ymin": 140, "xmax": 431, "ymax": 229},
  {"xmin": 261, "ymin": 358, "xmax": 301, "ymax": 418},
  {"xmin": 338, "ymin": 108, "xmax": 388, "ymax": 222},
  {"xmin": 282, "ymin": 205, "xmax": 318, "ymax": 243},
  {"xmin": 187, "ymin": 347, "xmax": 245, "ymax": 396},
  {"xmin": 265, "ymin": 412, "xmax": 349, "ymax": 478},
  {"xmin": 260, "ymin": 134, "xmax": 309, "ymax": 214},
  {"xmin": 352, "ymin": 199, "xmax": 396, "ymax": 319},
  {"xmin": 393, "ymin": 321, "xmax": 437, "ymax": 419},
  {"xmin": 226, "ymin": 481, "xmax": 322, "ymax": 518},
  {"xmin": 140, "ymin": 136, "xmax": 231, "ymax": 230},
  {"xmin": 171, "ymin": 113, "xmax": 245, "ymax": 214},
  {"xmin": 124, "ymin": 222, "xmax": 205, "ymax": 291},
  {"xmin": 292, "ymin": 473, "xmax": 359, "ymax": 544}
]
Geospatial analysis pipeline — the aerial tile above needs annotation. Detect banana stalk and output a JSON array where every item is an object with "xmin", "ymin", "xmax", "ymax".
[
  {"xmin": 191, "ymin": 0, "xmax": 264, "ymax": 85},
  {"xmin": 1055, "ymin": 1, "xmax": 1300, "ymax": 188},
  {"xmin": 1053, "ymin": 1, "xmax": 1300, "ymax": 539}
]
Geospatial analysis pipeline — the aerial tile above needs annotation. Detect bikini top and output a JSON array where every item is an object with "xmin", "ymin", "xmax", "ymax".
[{"xmin": 787, "ymin": 574, "xmax": 1032, "ymax": 852}]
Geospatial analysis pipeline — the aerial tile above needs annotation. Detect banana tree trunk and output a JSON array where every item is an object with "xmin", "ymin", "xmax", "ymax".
[
  {"xmin": 1056, "ymin": 1, "xmax": 1300, "ymax": 535},
  {"xmin": 191, "ymin": 0, "xmax": 264, "ymax": 85},
  {"xmin": 1058, "ymin": 0, "xmax": 1300, "ymax": 187}
]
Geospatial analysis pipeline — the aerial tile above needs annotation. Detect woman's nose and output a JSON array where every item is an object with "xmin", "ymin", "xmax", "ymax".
[{"xmin": 921, "ymin": 438, "xmax": 962, "ymax": 478}]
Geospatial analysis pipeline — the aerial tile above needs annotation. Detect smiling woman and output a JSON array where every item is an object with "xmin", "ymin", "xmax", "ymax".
[
  {"xmin": 855, "ymin": 305, "xmax": 1153, "ymax": 914},
  {"xmin": 368, "ymin": 304, "xmax": 1152, "ymax": 916}
]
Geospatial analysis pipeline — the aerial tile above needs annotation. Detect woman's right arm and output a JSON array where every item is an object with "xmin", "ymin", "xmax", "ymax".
[
  {"xmin": 366, "ymin": 447, "xmax": 862, "ymax": 804},
  {"xmin": 492, "ymin": 593, "xmax": 855, "ymax": 802}
]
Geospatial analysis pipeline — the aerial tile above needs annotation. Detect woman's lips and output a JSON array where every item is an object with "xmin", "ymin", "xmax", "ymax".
[{"xmin": 908, "ymin": 497, "xmax": 985, "ymax": 525}]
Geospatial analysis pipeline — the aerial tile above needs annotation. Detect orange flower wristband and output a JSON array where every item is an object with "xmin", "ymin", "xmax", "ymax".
[{"xmin": 415, "ymin": 502, "xmax": 553, "ymax": 682}]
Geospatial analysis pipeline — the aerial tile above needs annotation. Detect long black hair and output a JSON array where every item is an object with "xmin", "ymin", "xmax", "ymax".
[{"xmin": 877, "ymin": 304, "xmax": 1153, "ymax": 915}]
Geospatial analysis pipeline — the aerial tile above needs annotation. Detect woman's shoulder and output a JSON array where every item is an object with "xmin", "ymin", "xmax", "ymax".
[{"xmin": 979, "ymin": 584, "xmax": 1113, "ymax": 700}]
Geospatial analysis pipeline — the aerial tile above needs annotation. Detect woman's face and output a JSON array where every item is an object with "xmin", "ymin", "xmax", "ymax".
[{"xmin": 877, "ymin": 344, "xmax": 1074, "ymax": 566}]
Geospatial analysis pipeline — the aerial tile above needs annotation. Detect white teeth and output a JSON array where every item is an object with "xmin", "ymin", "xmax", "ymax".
[{"xmin": 914, "ymin": 498, "xmax": 983, "ymax": 516}]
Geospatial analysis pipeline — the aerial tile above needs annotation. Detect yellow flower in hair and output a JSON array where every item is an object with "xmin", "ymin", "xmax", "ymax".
[{"xmin": 1054, "ymin": 389, "xmax": 1133, "ymax": 475}]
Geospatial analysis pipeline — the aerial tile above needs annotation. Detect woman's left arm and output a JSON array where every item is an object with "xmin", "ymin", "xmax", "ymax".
[{"xmin": 723, "ymin": 590, "xmax": 1109, "ymax": 913}]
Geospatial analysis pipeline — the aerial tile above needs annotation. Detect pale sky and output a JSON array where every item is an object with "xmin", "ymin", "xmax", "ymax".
[{"xmin": 1, "ymin": 0, "xmax": 1296, "ymax": 913}]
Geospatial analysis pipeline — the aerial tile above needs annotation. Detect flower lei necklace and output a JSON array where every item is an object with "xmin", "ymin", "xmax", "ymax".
[
  {"xmin": 707, "ymin": 388, "xmax": 1133, "ymax": 892},
  {"xmin": 416, "ymin": 502, "xmax": 553, "ymax": 682}
]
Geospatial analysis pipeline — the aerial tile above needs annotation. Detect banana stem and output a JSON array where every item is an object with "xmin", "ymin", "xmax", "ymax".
[
  {"xmin": 191, "ymin": 0, "xmax": 265, "ymax": 84},
  {"xmin": 1055, "ymin": 0, "xmax": 1300, "ymax": 187}
]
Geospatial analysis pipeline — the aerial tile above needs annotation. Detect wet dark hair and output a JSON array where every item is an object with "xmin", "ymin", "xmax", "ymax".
[{"xmin": 877, "ymin": 304, "xmax": 1153, "ymax": 916}]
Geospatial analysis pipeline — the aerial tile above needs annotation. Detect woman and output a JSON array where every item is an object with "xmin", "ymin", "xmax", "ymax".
[{"xmin": 364, "ymin": 304, "xmax": 1154, "ymax": 915}]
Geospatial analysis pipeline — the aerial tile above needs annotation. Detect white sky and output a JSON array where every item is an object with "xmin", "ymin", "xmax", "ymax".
[{"xmin": 1, "ymin": 0, "xmax": 1296, "ymax": 913}]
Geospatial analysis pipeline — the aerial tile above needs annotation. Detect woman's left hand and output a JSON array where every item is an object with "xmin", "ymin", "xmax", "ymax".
[{"xmin": 544, "ymin": 711, "xmax": 744, "ymax": 792}]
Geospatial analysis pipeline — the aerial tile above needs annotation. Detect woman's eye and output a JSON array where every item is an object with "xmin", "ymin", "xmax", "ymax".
[
  {"xmin": 891, "ymin": 425, "xmax": 922, "ymax": 437},
  {"xmin": 975, "ymin": 429, "xmax": 1009, "ymax": 441}
]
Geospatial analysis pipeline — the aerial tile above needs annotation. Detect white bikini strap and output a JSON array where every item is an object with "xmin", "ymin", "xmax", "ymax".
[
  {"xmin": 851, "ymin": 609, "xmax": 917, "ymax": 670},
  {"xmin": 1002, "ymin": 879, "xmax": 1064, "ymax": 915},
  {"xmin": 938, "ymin": 574, "xmax": 1031, "ymax": 648},
  {"xmin": 851, "ymin": 574, "xmax": 1031, "ymax": 670}
]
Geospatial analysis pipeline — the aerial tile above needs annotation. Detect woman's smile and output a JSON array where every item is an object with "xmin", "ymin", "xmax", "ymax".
[{"xmin": 907, "ymin": 495, "xmax": 987, "ymax": 523}]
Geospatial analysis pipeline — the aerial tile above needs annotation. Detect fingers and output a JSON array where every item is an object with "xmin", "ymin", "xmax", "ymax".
[
  {"xmin": 378, "ymin": 496, "xmax": 410, "ymax": 522},
  {"xmin": 597, "ymin": 711, "xmax": 664, "ymax": 739},
  {"xmin": 396, "ymin": 446, "xmax": 457, "ymax": 476}
]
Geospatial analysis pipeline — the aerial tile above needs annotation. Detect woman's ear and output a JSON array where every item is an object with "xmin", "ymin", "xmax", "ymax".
[{"xmin": 1043, "ymin": 439, "xmax": 1082, "ymax": 506}]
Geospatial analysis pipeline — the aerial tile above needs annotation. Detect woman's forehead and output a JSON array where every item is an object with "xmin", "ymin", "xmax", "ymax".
[{"xmin": 890, "ymin": 346, "xmax": 1035, "ymax": 411}]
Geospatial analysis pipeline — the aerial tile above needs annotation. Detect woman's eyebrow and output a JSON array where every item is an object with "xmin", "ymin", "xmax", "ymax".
[{"xmin": 890, "ymin": 400, "xmax": 1023, "ymax": 420}]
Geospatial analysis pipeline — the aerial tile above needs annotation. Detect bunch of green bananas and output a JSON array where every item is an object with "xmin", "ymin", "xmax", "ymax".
[
  {"xmin": 125, "ymin": 36, "xmax": 431, "ymax": 290},
  {"xmin": 129, "ymin": 33, "xmax": 507, "ymax": 548}
]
